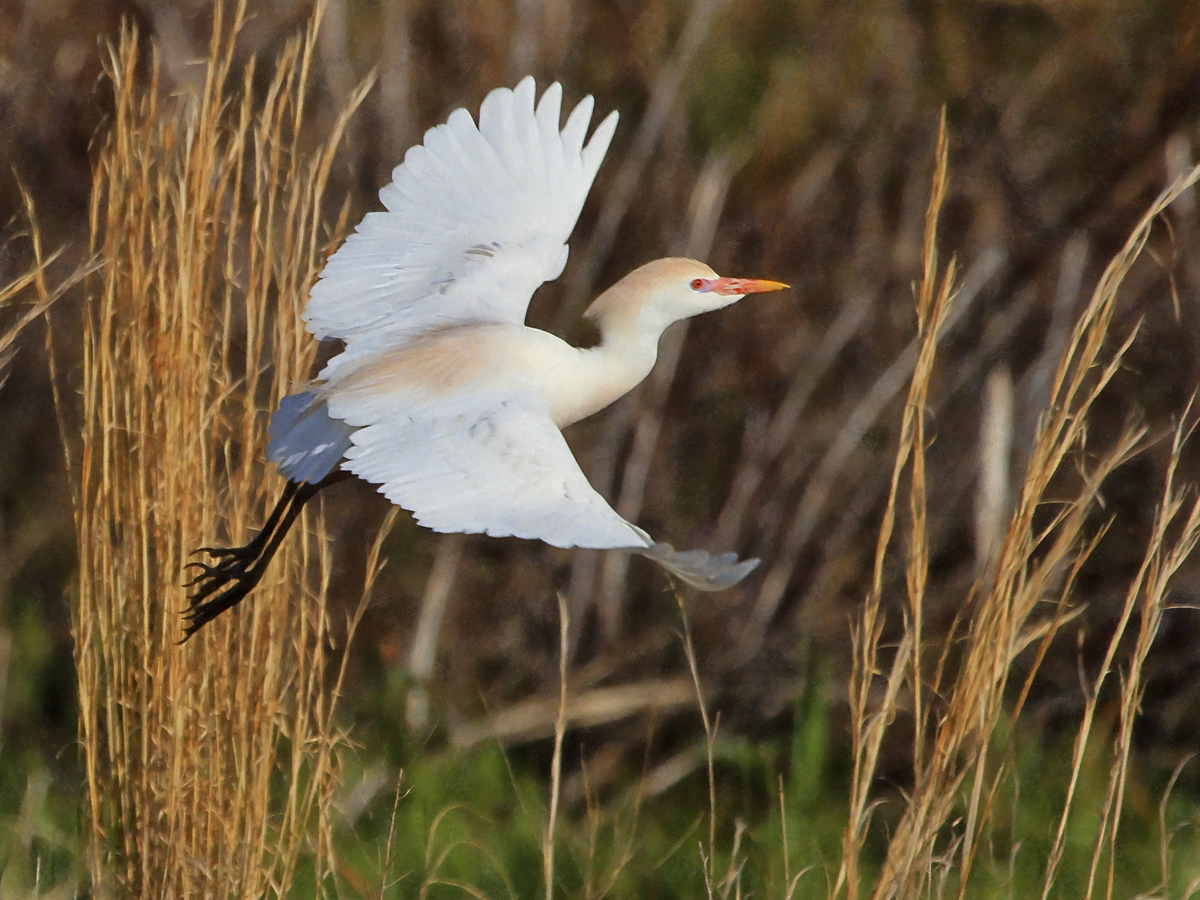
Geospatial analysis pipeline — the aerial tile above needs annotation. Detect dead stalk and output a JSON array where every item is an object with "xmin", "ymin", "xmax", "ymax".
[
  {"xmin": 65, "ymin": 3, "xmax": 372, "ymax": 893},
  {"xmin": 834, "ymin": 104, "xmax": 1200, "ymax": 900}
]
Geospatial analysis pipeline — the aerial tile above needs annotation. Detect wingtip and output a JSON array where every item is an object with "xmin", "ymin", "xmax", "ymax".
[
  {"xmin": 478, "ymin": 80, "xmax": 515, "ymax": 131},
  {"xmin": 559, "ymin": 94, "xmax": 593, "ymax": 156},
  {"xmin": 592, "ymin": 108, "xmax": 620, "ymax": 149},
  {"xmin": 536, "ymin": 81, "xmax": 563, "ymax": 132},
  {"xmin": 639, "ymin": 542, "xmax": 760, "ymax": 591},
  {"xmin": 512, "ymin": 75, "xmax": 536, "ymax": 113},
  {"xmin": 581, "ymin": 107, "xmax": 619, "ymax": 176}
]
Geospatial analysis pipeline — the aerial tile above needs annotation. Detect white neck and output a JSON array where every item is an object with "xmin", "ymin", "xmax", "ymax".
[
  {"xmin": 548, "ymin": 314, "xmax": 665, "ymax": 427},
  {"xmin": 547, "ymin": 258, "xmax": 713, "ymax": 426}
]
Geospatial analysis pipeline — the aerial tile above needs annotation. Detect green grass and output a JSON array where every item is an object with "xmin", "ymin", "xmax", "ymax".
[
  {"xmin": 289, "ymin": 677, "xmax": 1199, "ymax": 899},
  {"xmin": 0, "ymin": 641, "xmax": 1198, "ymax": 899}
]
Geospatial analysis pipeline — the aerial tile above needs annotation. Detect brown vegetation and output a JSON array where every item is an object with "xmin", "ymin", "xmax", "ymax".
[
  {"xmin": 48, "ymin": 5, "xmax": 380, "ymax": 893},
  {"xmin": 2, "ymin": 0, "xmax": 1200, "ymax": 894}
]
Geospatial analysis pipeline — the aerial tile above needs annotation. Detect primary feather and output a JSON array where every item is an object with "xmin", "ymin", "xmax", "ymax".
[{"xmin": 303, "ymin": 76, "xmax": 618, "ymax": 351}]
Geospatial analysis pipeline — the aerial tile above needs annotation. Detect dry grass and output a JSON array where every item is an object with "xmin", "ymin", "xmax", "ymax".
[
  {"xmin": 2, "ymin": 2, "xmax": 1196, "ymax": 895},
  {"xmin": 830, "ymin": 114, "xmax": 1200, "ymax": 899},
  {"xmin": 545, "ymin": 594, "xmax": 570, "ymax": 900},
  {"xmin": 48, "ymin": 2, "xmax": 376, "ymax": 894},
  {"xmin": 0, "ymin": 253, "xmax": 55, "ymax": 388},
  {"xmin": 0, "ymin": 217, "xmax": 93, "ymax": 391}
]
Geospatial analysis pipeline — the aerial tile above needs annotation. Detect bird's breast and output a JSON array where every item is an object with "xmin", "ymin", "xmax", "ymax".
[{"xmin": 321, "ymin": 324, "xmax": 656, "ymax": 430}]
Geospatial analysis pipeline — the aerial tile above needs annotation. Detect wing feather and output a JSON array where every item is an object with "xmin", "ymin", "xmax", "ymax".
[
  {"xmin": 535, "ymin": 83, "xmax": 564, "ymax": 182},
  {"xmin": 325, "ymin": 384, "xmax": 762, "ymax": 589},
  {"xmin": 330, "ymin": 389, "xmax": 651, "ymax": 550},
  {"xmin": 304, "ymin": 77, "xmax": 618, "ymax": 347}
]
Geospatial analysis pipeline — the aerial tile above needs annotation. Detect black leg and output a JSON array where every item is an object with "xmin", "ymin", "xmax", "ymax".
[
  {"xmin": 180, "ymin": 473, "xmax": 349, "ymax": 642},
  {"xmin": 190, "ymin": 479, "xmax": 301, "ymax": 568}
]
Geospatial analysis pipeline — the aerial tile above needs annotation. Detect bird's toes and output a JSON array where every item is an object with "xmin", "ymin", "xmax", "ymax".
[
  {"xmin": 183, "ymin": 553, "xmax": 254, "ymax": 589},
  {"xmin": 186, "ymin": 571, "xmax": 239, "ymax": 605},
  {"xmin": 183, "ymin": 560, "xmax": 219, "ymax": 577},
  {"xmin": 179, "ymin": 581, "xmax": 254, "ymax": 643}
]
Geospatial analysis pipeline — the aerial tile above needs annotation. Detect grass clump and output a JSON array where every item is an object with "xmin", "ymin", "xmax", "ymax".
[
  {"xmin": 832, "ymin": 112, "xmax": 1200, "ymax": 900},
  {"xmin": 47, "ymin": 2, "xmax": 375, "ymax": 894}
]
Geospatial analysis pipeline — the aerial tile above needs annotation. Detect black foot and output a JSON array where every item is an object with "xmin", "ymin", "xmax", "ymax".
[
  {"xmin": 180, "ymin": 476, "xmax": 345, "ymax": 642},
  {"xmin": 180, "ymin": 543, "xmax": 268, "ymax": 642}
]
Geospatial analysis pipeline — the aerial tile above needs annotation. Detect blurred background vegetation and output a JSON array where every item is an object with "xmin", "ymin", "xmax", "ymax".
[{"xmin": 3, "ymin": 0, "xmax": 1200, "ymax": 895}]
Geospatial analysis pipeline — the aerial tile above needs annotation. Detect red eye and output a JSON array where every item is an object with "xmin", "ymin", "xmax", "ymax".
[{"xmin": 690, "ymin": 278, "xmax": 705, "ymax": 290}]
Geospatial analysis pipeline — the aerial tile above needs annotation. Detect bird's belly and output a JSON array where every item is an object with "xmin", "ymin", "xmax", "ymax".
[
  {"xmin": 322, "ymin": 324, "xmax": 649, "ymax": 430},
  {"xmin": 321, "ymin": 326, "xmax": 584, "ymax": 418},
  {"xmin": 541, "ymin": 366, "xmax": 629, "ymax": 427}
]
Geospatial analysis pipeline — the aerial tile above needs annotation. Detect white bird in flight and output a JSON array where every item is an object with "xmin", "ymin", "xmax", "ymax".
[{"xmin": 183, "ymin": 77, "xmax": 787, "ymax": 640}]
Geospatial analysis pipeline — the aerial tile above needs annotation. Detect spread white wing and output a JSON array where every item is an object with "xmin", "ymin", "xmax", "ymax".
[
  {"xmin": 303, "ymin": 77, "xmax": 618, "ymax": 349},
  {"xmin": 330, "ymin": 387, "xmax": 651, "ymax": 549},
  {"xmin": 323, "ymin": 383, "xmax": 761, "ymax": 587}
]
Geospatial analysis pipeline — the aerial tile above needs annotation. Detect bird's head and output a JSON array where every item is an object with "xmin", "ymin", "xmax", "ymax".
[{"xmin": 584, "ymin": 257, "xmax": 788, "ymax": 335}]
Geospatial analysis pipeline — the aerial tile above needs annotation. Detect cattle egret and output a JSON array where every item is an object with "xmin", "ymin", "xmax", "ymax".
[{"xmin": 183, "ymin": 77, "xmax": 787, "ymax": 640}]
